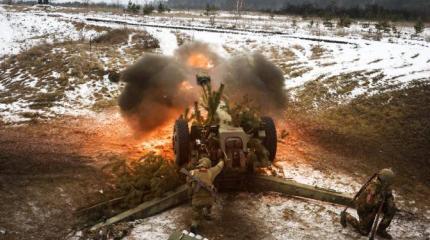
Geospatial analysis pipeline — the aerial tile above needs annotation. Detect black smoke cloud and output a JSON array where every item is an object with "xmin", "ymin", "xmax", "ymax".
[
  {"xmin": 213, "ymin": 52, "xmax": 287, "ymax": 111},
  {"xmin": 118, "ymin": 41, "xmax": 287, "ymax": 134},
  {"xmin": 118, "ymin": 53, "xmax": 195, "ymax": 134}
]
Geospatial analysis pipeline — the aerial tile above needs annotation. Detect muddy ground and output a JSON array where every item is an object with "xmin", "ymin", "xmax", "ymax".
[{"xmin": 0, "ymin": 109, "xmax": 429, "ymax": 239}]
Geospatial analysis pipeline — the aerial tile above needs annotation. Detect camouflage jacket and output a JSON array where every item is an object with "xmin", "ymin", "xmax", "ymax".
[
  {"xmin": 355, "ymin": 178, "xmax": 393, "ymax": 212},
  {"xmin": 188, "ymin": 161, "xmax": 224, "ymax": 205}
]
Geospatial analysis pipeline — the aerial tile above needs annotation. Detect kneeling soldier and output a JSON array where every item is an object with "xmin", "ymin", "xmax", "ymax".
[
  {"xmin": 341, "ymin": 168, "xmax": 396, "ymax": 239},
  {"xmin": 187, "ymin": 158, "xmax": 224, "ymax": 234}
]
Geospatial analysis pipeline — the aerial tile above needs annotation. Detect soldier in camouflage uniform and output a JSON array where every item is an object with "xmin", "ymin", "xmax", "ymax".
[
  {"xmin": 187, "ymin": 157, "xmax": 224, "ymax": 234},
  {"xmin": 247, "ymin": 138, "xmax": 270, "ymax": 167},
  {"xmin": 341, "ymin": 168, "xmax": 396, "ymax": 239},
  {"xmin": 231, "ymin": 106, "xmax": 270, "ymax": 168}
]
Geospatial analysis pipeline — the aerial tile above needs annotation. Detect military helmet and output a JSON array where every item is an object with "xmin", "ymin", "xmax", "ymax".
[
  {"xmin": 378, "ymin": 168, "xmax": 395, "ymax": 185},
  {"xmin": 197, "ymin": 157, "xmax": 212, "ymax": 168}
]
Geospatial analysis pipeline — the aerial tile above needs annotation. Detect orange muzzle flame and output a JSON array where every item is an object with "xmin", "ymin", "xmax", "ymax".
[{"xmin": 187, "ymin": 53, "xmax": 214, "ymax": 69}]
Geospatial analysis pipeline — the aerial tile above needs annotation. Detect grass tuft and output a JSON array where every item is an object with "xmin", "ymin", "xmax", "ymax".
[{"xmin": 93, "ymin": 28, "xmax": 131, "ymax": 45}]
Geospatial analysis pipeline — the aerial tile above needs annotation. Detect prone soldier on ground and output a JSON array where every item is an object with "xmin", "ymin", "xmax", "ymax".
[{"xmin": 341, "ymin": 168, "xmax": 397, "ymax": 239}]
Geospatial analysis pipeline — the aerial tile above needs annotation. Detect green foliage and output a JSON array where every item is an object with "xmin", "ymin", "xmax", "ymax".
[
  {"xmin": 337, "ymin": 15, "xmax": 352, "ymax": 28},
  {"xmin": 209, "ymin": 15, "xmax": 216, "ymax": 26},
  {"xmin": 143, "ymin": 4, "xmax": 155, "ymax": 15},
  {"xmin": 291, "ymin": 19, "xmax": 297, "ymax": 29},
  {"xmin": 200, "ymin": 83, "xmax": 224, "ymax": 125},
  {"xmin": 375, "ymin": 20, "xmax": 391, "ymax": 33},
  {"xmin": 323, "ymin": 18, "xmax": 333, "ymax": 28},
  {"xmin": 226, "ymin": 95, "xmax": 261, "ymax": 133},
  {"xmin": 103, "ymin": 153, "xmax": 183, "ymax": 208},
  {"xmin": 269, "ymin": 12, "xmax": 275, "ymax": 19},
  {"xmin": 271, "ymin": 3, "xmax": 429, "ymax": 22},
  {"xmin": 204, "ymin": 3, "xmax": 217, "ymax": 16},
  {"xmin": 414, "ymin": 19, "xmax": 424, "ymax": 35},
  {"xmin": 127, "ymin": 1, "xmax": 140, "ymax": 14},
  {"xmin": 157, "ymin": 2, "xmax": 167, "ymax": 13}
]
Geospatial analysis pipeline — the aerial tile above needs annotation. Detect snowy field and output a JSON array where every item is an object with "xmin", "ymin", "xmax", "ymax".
[
  {"xmin": 1, "ymin": 5, "xmax": 430, "ymax": 239},
  {"xmin": 124, "ymin": 192, "xmax": 429, "ymax": 240},
  {"xmin": 1, "ymin": 5, "xmax": 429, "ymax": 123}
]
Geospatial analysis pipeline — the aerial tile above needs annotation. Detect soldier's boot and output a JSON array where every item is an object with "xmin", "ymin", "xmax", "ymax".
[
  {"xmin": 376, "ymin": 214, "xmax": 395, "ymax": 239},
  {"xmin": 376, "ymin": 206, "xmax": 396, "ymax": 239},
  {"xmin": 344, "ymin": 213, "xmax": 368, "ymax": 236},
  {"xmin": 202, "ymin": 206, "xmax": 212, "ymax": 221},
  {"xmin": 191, "ymin": 206, "xmax": 202, "ymax": 234},
  {"xmin": 190, "ymin": 225, "xmax": 198, "ymax": 234},
  {"xmin": 340, "ymin": 211, "xmax": 347, "ymax": 228},
  {"xmin": 376, "ymin": 229, "xmax": 393, "ymax": 240}
]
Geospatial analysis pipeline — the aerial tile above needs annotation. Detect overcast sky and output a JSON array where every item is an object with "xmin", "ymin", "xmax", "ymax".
[{"xmin": 47, "ymin": 0, "xmax": 158, "ymax": 5}]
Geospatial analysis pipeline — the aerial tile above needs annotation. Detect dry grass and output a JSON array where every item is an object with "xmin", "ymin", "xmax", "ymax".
[
  {"xmin": 70, "ymin": 21, "xmax": 112, "ymax": 33},
  {"xmin": 0, "ymin": 40, "xmax": 104, "ymax": 109},
  {"xmin": 290, "ymin": 67, "xmax": 312, "ymax": 78},
  {"xmin": 277, "ymin": 59, "xmax": 311, "ymax": 78},
  {"xmin": 131, "ymin": 32, "xmax": 160, "ymax": 50},
  {"xmin": 362, "ymin": 32, "xmax": 383, "ymax": 41},
  {"xmin": 319, "ymin": 62, "xmax": 336, "ymax": 67},
  {"xmin": 310, "ymin": 45, "xmax": 326, "ymax": 59},
  {"xmin": 288, "ymin": 80, "xmax": 430, "ymax": 184},
  {"xmin": 334, "ymin": 29, "xmax": 348, "ymax": 37},
  {"xmin": 291, "ymin": 44, "xmax": 304, "ymax": 52},
  {"xmin": 93, "ymin": 28, "xmax": 131, "ymax": 45},
  {"xmin": 0, "ymin": 28, "xmax": 159, "ymax": 119},
  {"xmin": 174, "ymin": 31, "xmax": 192, "ymax": 46}
]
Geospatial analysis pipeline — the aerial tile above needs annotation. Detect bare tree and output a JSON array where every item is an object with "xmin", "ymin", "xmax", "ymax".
[{"xmin": 235, "ymin": 0, "xmax": 244, "ymax": 17}]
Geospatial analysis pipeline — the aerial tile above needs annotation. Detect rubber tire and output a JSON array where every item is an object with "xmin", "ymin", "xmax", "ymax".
[
  {"xmin": 173, "ymin": 119, "xmax": 190, "ymax": 166},
  {"xmin": 261, "ymin": 116, "xmax": 277, "ymax": 162}
]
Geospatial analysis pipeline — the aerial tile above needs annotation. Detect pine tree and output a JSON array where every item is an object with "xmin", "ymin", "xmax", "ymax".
[
  {"xmin": 157, "ymin": 2, "xmax": 165, "ymax": 13},
  {"xmin": 414, "ymin": 19, "xmax": 424, "ymax": 35}
]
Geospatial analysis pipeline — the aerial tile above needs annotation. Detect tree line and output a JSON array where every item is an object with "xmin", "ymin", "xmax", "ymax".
[
  {"xmin": 270, "ymin": 3, "xmax": 429, "ymax": 22},
  {"xmin": 166, "ymin": 0, "xmax": 430, "ymax": 21}
]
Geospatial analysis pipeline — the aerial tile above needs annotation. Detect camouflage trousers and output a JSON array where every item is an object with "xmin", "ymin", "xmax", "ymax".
[
  {"xmin": 345, "ymin": 200, "xmax": 396, "ymax": 235},
  {"xmin": 191, "ymin": 204, "xmax": 212, "ymax": 228},
  {"xmin": 248, "ymin": 138, "xmax": 270, "ymax": 167}
]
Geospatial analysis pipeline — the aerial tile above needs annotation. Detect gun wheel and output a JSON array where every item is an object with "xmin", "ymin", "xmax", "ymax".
[
  {"xmin": 261, "ymin": 116, "xmax": 277, "ymax": 162},
  {"xmin": 173, "ymin": 118, "xmax": 190, "ymax": 166}
]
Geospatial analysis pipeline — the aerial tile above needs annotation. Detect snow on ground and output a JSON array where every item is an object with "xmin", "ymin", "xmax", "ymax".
[
  {"xmin": 122, "ymin": 149, "xmax": 429, "ymax": 240},
  {"xmin": 1, "ymin": 6, "xmax": 429, "ymax": 123},
  {"xmin": 49, "ymin": 9, "xmax": 430, "ymax": 97},
  {"xmin": 125, "ymin": 192, "xmax": 430, "ymax": 240},
  {"xmin": 0, "ymin": 5, "xmax": 98, "ymax": 56},
  {"xmin": 127, "ymin": 206, "xmax": 186, "ymax": 240},
  {"xmin": 2, "ymin": 7, "xmax": 428, "ymax": 239},
  {"xmin": 145, "ymin": 28, "xmax": 177, "ymax": 55},
  {"xmin": 275, "ymin": 160, "xmax": 360, "ymax": 194}
]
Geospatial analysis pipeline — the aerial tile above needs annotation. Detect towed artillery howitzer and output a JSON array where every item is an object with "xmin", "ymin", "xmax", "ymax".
[
  {"xmin": 90, "ymin": 75, "xmax": 353, "ymax": 233},
  {"xmin": 173, "ymin": 74, "xmax": 277, "ymax": 174}
]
